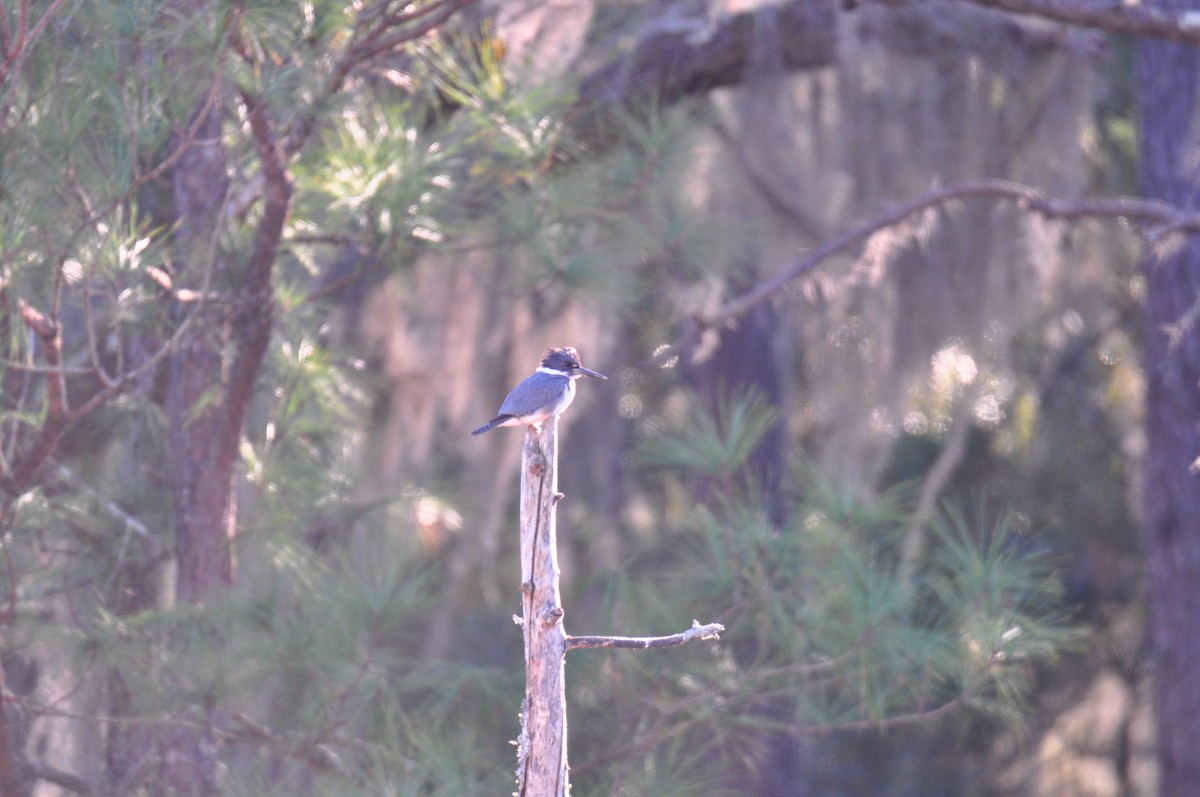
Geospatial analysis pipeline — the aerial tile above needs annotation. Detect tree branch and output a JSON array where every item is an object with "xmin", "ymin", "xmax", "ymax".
[
  {"xmin": 0, "ymin": 0, "xmax": 68, "ymax": 125},
  {"xmin": 344, "ymin": 0, "xmax": 481, "ymax": 65},
  {"xmin": 215, "ymin": 0, "xmax": 481, "ymax": 220},
  {"xmin": 283, "ymin": 0, "xmax": 481, "ymax": 158},
  {"xmin": 649, "ymin": 178, "xmax": 1194, "ymax": 366},
  {"xmin": 566, "ymin": 620, "xmax": 725, "ymax": 651},
  {"xmin": 2, "ymin": 300, "xmax": 70, "ymax": 496},
  {"xmin": 27, "ymin": 762, "xmax": 94, "ymax": 796},
  {"xmin": 949, "ymin": 0, "xmax": 1200, "ymax": 45},
  {"xmin": 576, "ymin": 2, "xmax": 836, "ymax": 111},
  {"xmin": 217, "ymin": 90, "xmax": 293, "ymax": 489}
]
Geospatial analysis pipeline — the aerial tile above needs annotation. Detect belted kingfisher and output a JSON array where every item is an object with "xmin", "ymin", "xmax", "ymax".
[{"xmin": 470, "ymin": 346, "xmax": 607, "ymax": 436}]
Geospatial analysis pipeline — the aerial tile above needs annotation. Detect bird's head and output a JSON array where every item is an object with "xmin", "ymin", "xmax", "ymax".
[{"xmin": 541, "ymin": 346, "xmax": 607, "ymax": 380}]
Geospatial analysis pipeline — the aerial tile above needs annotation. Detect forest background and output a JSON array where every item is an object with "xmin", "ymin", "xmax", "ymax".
[{"xmin": 2, "ymin": 0, "xmax": 1200, "ymax": 795}]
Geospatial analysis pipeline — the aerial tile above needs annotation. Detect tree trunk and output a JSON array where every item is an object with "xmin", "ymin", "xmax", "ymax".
[
  {"xmin": 1135, "ymin": 14, "xmax": 1200, "ymax": 796},
  {"xmin": 517, "ymin": 419, "xmax": 570, "ymax": 797},
  {"xmin": 165, "ymin": 86, "xmax": 236, "ymax": 604},
  {"xmin": 144, "ymin": 14, "xmax": 289, "ymax": 795}
]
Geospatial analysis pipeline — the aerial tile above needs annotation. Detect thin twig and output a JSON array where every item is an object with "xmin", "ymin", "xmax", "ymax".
[
  {"xmin": 0, "ymin": 358, "xmax": 100, "ymax": 376},
  {"xmin": 748, "ymin": 691, "xmax": 970, "ymax": 735},
  {"xmin": 566, "ymin": 620, "xmax": 725, "ymax": 651},
  {"xmin": 896, "ymin": 386, "xmax": 977, "ymax": 592}
]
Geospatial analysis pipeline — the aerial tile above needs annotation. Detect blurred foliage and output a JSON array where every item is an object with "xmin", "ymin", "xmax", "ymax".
[
  {"xmin": 639, "ymin": 390, "xmax": 778, "ymax": 478},
  {"xmin": 0, "ymin": 0, "xmax": 557, "ymax": 792},
  {"xmin": 570, "ymin": 394, "xmax": 1077, "ymax": 794},
  {"xmin": 0, "ymin": 0, "xmax": 1141, "ymax": 794}
]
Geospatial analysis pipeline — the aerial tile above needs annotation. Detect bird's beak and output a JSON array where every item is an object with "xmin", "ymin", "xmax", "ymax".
[{"xmin": 576, "ymin": 366, "xmax": 607, "ymax": 380}]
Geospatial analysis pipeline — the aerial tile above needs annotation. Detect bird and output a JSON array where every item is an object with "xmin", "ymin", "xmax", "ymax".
[{"xmin": 470, "ymin": 346, "xmax": 607, "ymax": 436}]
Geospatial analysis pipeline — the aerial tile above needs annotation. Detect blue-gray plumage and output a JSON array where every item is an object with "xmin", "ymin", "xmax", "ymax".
[{"xmin": 470, "ymin": 347, "xmax": 607, "ymax": 435}]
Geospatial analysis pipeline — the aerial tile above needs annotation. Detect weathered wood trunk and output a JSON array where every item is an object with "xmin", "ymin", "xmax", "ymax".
[{"xmin": 517, "ymin": 418, "xmax": 570, "ymax": 797}]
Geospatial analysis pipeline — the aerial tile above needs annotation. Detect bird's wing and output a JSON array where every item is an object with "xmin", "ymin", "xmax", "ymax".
[{"xmin": 497, "ymin": 376, "xmax": 565, "ymax": 417}]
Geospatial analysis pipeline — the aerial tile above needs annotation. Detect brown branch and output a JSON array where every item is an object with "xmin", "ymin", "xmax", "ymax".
[
  {"xmin": 0, "ymin": 298, "xmax": 127, "ymax": 498},
  {"xmin": 0, "ymin": 0, "xmax": 70, "ymax": 127},
  {"xmin": 950, "ymin": 0, "xmax": 1200, "ymax": 45},
  {"xmin": 0, "ymin": 0, "xmax": 68, "ymax": 124},
  {"xmin": 648, "ymin": 178, "xmax": 1191, "ymax": 367},
  {"xmin": 242, "ymin": 93, "xmax": 293, "ymax": 276},
  {"xmin": 26, "ymin": 762, "xmax": 94, "ymax": 796},
  {"xmin": 0, "ymin": 72, "xmax": 232, "ymax": 429},
  {"xmin": 4, "ymin": 300, "xmax": 68, "ymax": 494},
  {"xmin": 209, "ymin": 90, "xmax": 293, "ymax": 493},
  {"xmin": 576, "ymin": 2, "xmax": 836, "ymax": 111},
  {"xmin": 217, "ymin": 0, "xmax": 479, "ymax": 219},
  {"xmin": 379, "ymin": 0, "xmax": 468, "ymax": 28},
  {"xmin": 24, "ymin": 54, "xmax": 227, "ymax": 270},
  {"xmin": 354, "ymin": 0, "xmax": 476, "ymax": 57},
  {"xmin": 150, "ymin": 87, "xmax": 285, "ymax": 601},
  {"xmin": 566, "ymin": 620, "xmax": 725, "ymax": 651},
  {"xmin": 15, "ymin": 299, "xmax": 55, "ymax": 346},
  {"xmin": 284, "ymin": 0, "xmax": 481, "ymax": 158},
  {"xmin": 35, "ymin": 72, "xmax": 229, "ymax": 389},
  {"xmin": 0, "ymin": 0, "xmax": 28, "ymax": 86}
]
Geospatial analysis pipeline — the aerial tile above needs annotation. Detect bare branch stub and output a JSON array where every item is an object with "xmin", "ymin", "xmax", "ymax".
[{"xmin": 566, "ymin": 620, "xmax": 726, "ymax": 652}]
